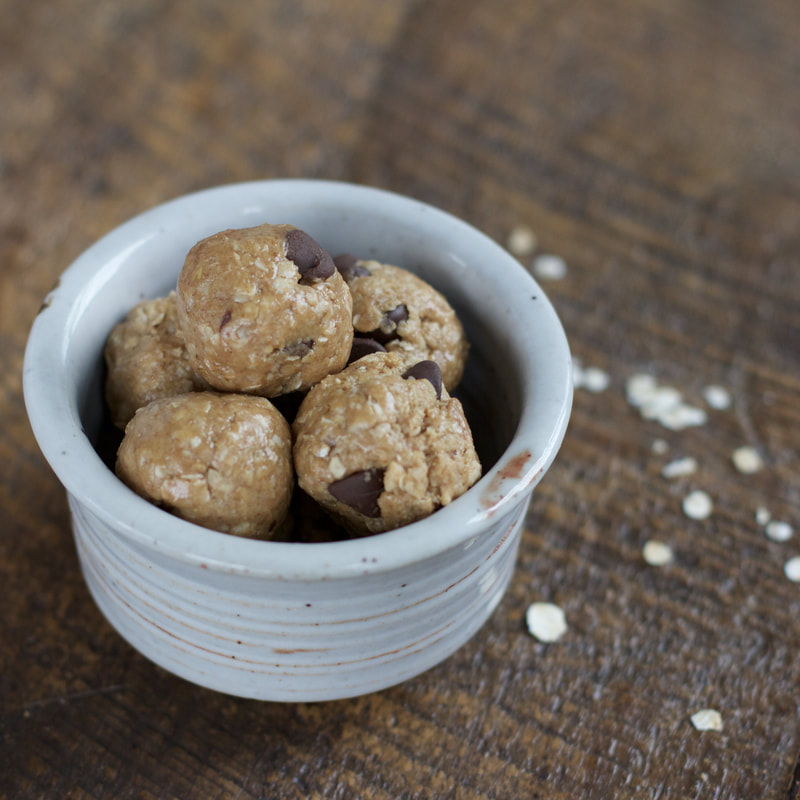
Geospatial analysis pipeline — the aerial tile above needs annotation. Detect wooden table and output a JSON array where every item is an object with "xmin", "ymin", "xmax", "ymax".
[{"xmin": 3, "ymin": 1, "xmax": 799, "ymax": 797}]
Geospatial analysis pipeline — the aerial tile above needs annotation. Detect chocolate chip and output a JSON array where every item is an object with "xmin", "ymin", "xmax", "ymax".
[
  {"xmin": 282, "ymin": 339, "xmax": 314, "ymax": 358},
  {"xmin": 347, "ymin": 337, "xmax": 387, "ymax": 364},
  {"xmin": 334, "ymin": 253, "xmax": 370, "ymax": 282},
  {"xmin": 402, "ymin": 360, "xmax": 443, "ymax": 399},
  {"xmin": 285, "ymin": 229, "xmax": 335, "ymax": 284},
  {"xmin": 329, "ymin": 467, "xmax": 385, "ymax": 518},
  {"xmin": 363, "ymin": 304, "xmax": 409, "ymax": 344},
  {"xmin": 333, "ymin": 253, "xmax": 356, "ymax": 270},
  {"xmin": 385, "ymin": 304, "xmax": 409, "ymax": 326}
]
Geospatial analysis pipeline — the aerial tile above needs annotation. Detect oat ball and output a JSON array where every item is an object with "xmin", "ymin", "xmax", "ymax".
[
  {"xmin": 177, "ymin": 223, "xmax": 353, "ymax": 397},
  {"xmin": 334, "ymin": 255, "xmax": 468, "ymax": 391},
  {"xmin": 292, "ymin": 352, "xmax": 481, "ymax": 536},
  {"xmin": 104, "ymin": 292, "xmax": 203, "ymax": 429},
  {"xmin": 116, "ymin": 392, "xmax": 293, "ymax": 539}
]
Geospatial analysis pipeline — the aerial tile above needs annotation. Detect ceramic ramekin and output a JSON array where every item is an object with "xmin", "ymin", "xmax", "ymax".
[{"xmin": 23, "ymin": 180, "xmax": 572, "ymax": 701}]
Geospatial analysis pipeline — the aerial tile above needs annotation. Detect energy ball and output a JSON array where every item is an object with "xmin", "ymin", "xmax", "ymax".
[
  {"xmin": 292, "ymin": 352, "xmax": 481, "ymax": 536},
  {"xmin": 104, "ymin": 292, "xmax": 203, "ymax": 429},
  {"xmin": 116, "ymin": 392, "xmax": 293, "ymax": 539},
  {"xmin": 334, "ymin": 255, "xmax": 468, "ymax": 391},
  {"xmin": 177, "ymin": 223, "xmax": 353, "ymax": 397}
]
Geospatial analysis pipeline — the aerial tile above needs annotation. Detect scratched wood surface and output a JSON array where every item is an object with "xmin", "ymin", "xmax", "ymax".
[{"xmin": 2, "ymin": 1, "xmax": 800, "ymax": 798}]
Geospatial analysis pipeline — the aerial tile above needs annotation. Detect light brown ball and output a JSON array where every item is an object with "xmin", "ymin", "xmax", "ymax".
[
  {"xmin": 116, "ymin": 392, "xmax": 293, "ymax": 538},
  {"xmin": 104, "ymin": 293, "xmax": 202, "ymax": 429},
  {"xmin": 337, "ymin": 258, "xmax": 469, "ymax": 391},
  {"xmin": 292, "ymin": 352, "xmax": 481, "ymax": 536},
  {"xmin": 177, "ymin": 223, "xmax": 353, "ymax": 397}
]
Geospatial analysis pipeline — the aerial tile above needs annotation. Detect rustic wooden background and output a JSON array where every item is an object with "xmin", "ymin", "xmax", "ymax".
[{"xmin": 2, "ymin": 1, "xmax": 799, "ymax": 798}]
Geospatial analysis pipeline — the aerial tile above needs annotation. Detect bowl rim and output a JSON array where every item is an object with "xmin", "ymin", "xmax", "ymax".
[{"xmin": 23, "ymin": 179, "xmax": 572, "ymax": 580}]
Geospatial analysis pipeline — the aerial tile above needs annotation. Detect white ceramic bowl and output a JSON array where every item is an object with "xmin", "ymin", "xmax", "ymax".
[{"xmin": 24, "ymin": 180, "xmax": 572, "ymax": 701}]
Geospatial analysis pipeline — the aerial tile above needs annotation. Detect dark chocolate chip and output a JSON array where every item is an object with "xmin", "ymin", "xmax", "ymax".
[
  {"xmin": 385, "ymin": 304, "xmax": 409, "ymax": 326},
  {"xmin": 285, "ymin": 229, "xmax": 335, "ymax": 283},
  {"xmin": 402, "ymin": 360, "xmax": 443, "ymax": 399},
  {"xmin": 285, "ymin": 229, "xmax": 324, "ymax": 270},
  {"xmin": 334, "ymin": 253, "xmax": 371, "ymax": 282},
  {"xmin": 333, "ymin": 252, "xmax": 356, "ymax": 270},
  {"xmin": 329, "ymin": 467, "xmax": 385, "ymax": 518},
  {"xmin": 282, "ymin": 339, "xmax": 314, "ymax": 357},
  {"xmin": 219, "ymin": 309, "xmax": 232, "ymax": 331},
  {"xmin": 363, "ymin": 304, "xmax": 409, "ymax": 344},
  {"xmin": 347, "ymin": 337, "xmax": 387, "ymax": 364}
]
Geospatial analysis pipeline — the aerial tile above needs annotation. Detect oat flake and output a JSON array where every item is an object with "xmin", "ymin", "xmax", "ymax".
[
  {"xmin": 576, "ymin": 366, "xmax": 610, "ymax": 393},
  {"xmin": 651, "ymin": 439, "xmax": 669, "ymax": 455},
  {"xmin": 690, "ymin": 708, "xmax": 723, "ymax": 732},
  {"xmin": 766, "ymin": 521, "xmax": 793, "ymax": 543},
  {"xmin": 732, "ymin": 446, "xmax": 764, "ymax": 474},
  {"xmin": 625, "ymin": 375, "xmax": 707, "ymax": 430},
  {"xmin": 703, "ymin": 385, "xmax": 731, "ymax": 410},
  {"xmin": 661, "ymin": 457, "xmax": 698, "ymax": 480},
  {"xmin": 642, "ymin": 540, "xmax": 674, "ymax": 566},
  {"xmin": 640, "ymin": 386, "xmax": 683, "ymax": 420},
  {"xmin": 658, "ymin": 404, "xmax": 708, "ymax": 431},
  {"xmin": 683, "ymin": 490, "xmax": 713, "ymax": 520},
  {"xmin": 573, "ymin": 360, "xmax": 610, "ymax": 393},
  {"xmin": 626, "ymin": 374, "xmax": 658, "ymax": 406},
  {"xmin": 755, "ymin": 506, "xmax": 771, "ymax": 526},
  {"xmin": 531, "ymin": 254, "xmax": 567, "ymax": 281},
  {"xmin": 525, "ymin": 602, "xmax": 568, "ymax": 642},
  {"xmin": 506, "ymin": 225, "xmax": 537, "ymax": 257},
  {"xmin": 785, "ymin": 557, "xmax": 800, "ymax": 582}
]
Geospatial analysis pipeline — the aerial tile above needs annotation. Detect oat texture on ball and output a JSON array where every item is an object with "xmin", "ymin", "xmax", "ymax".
[
  {"xmin": 177, "ymin": 223, "xmax": 353, "ymax": 397},
  {"xmin": 116, "ymin": 392, "xmax": 294, "ymax": 538},
  {"xmin": 104, "ymin": 292, "xmax": 203, "ymax": 429},
  {"xmin": 334, "ymin": 256, "xmax": 469, "ymax": 391},
  {"xmin": 292, "ymin": 352, "xmax": 481, "ymax": 536}
]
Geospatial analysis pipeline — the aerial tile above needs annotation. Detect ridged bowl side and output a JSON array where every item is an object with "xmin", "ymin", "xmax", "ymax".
[{"xmin": 70, "ymin": 494, "xmax": 529, "ymax": 701}]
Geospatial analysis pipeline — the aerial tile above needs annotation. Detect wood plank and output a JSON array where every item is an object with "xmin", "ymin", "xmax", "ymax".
[{"xmin": 1, "ymin": 0, "xmax": 798, "ymax": 797}]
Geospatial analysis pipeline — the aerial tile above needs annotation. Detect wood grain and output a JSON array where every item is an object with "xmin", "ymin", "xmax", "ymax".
[{"xmin": 2, "ymin": 0, "xmax": 799, "ymax": 798}]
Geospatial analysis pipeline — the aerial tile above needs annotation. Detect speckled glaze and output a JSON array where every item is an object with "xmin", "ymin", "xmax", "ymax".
[{"xmin": 24, "ymin": 180, "xmax": 572, "ymax": 701}]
